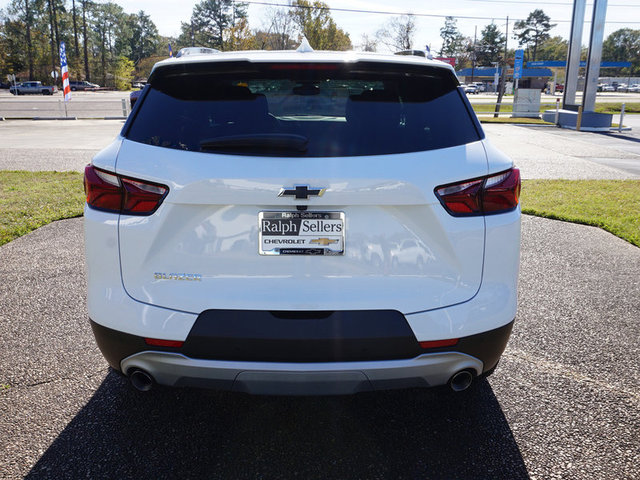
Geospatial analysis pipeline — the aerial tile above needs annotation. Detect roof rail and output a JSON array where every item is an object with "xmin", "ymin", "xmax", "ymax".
[{"xmin": 175, "ymin": 47, "xmax": 220, "ymax": 58}]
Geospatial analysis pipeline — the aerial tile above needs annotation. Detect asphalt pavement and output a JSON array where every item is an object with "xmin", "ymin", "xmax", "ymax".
[{"xmin": 0, "ymin": 215, "xmax": 638, "ymax": 479}]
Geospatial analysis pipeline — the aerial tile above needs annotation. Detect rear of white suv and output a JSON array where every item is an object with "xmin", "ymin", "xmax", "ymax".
[{"xmin": 84, "ymin": 50, "xmax": 520, "ymax": 394}]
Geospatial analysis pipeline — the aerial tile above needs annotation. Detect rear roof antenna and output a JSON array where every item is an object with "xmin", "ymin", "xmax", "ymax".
[{"xmin": 296, "ymin": 37, "xmax": 314, "ymax": 53}]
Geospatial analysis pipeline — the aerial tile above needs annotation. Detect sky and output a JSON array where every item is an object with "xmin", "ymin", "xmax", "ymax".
[{"xmin": 1, "ymin": 0, "xmax": 638, "ymax": 54}]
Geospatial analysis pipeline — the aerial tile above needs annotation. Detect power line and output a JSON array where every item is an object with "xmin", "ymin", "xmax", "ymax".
[
  {"xmin": 465, "ymin": 0, "xmax": 640, "ymax": 6},
  {"xmin": 241, "ymin": 1, "xmax": 640, "ymax": 23}
]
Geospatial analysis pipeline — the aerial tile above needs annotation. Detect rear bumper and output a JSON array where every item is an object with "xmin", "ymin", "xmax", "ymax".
[
  {"xmin": 121, "ymin": 351, "xmax": 483, "ymax": 395},
  {"xmin": 90, "ymin": 318, "xmax": 513, "ymax": 395}
]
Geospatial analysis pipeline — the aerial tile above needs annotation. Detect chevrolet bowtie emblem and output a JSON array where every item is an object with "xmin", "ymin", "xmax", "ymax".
[
  {"xmin": 278, "ymin": 185, "xmax": 326, "ymax": 200},
  {"xmin": 310, "ymin": 238, "xmax": 338, "ymax": 246}
]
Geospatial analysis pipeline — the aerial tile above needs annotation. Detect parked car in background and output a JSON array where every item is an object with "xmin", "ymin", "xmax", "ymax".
[
  {"xmin": 463, "ymin": 84, "xmax": 479, "ymax": 94},
  {"xmin": 129, "ymin": 89, "xmax": 143, "ymax": 108},
  {"xmin": 601, "ymin": 84, "xmax": 616, "ymax": 92},
  {"xmin": 616, "ymin": 83, "xmax": 628, "ymax": 92},
  {"xmin": 69, "ymin": 80, "xmax": 99, "ymax": 91},
  {"xmin": 554, "ymin": 84, "xmax": 564, "ymax": 93},
  {"xmin": 85, "ymin": 47, "xmax": 521, "ymax": 396},
  {"xmin": 628, "ymin": 84, "xmax": 640, "ymax": 93},
  {"xmin": 132, "ymin": 81, "xmax": 146, "ymax": 89},
  {"xmin": 9, "ymin": 81, "xmax": 57, "ymax": 95},
  {"xmin": 472, "ymin": 82, "xmax": 486, "ymax": 92}
]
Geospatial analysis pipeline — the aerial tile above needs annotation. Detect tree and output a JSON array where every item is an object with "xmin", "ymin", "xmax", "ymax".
[
  {"xmin": 513, "ymin": 9, "xmax": 556, "ymax": 62},
  {"xmin": 91, "ymin": 2, "xmax": 130, "ymax": 85},
  {"xmin": 475, "ymin": 22, "xmax": 505, "ymax": 66},
  {"xmin": 536, "ymin": 35, "xmax": 568, "ymax": 62},
  {"xmin": 290, "ymin": 0, "xmax": 351, "ymax": 50},
  {"xmin": 113, "ymin": 55, "xmax": 134, "ymax": 90},
  {"xmin": 359, "ymin": 33, "xmax": 377, "ymax": 52},
  {"xmin": 4, "ymin": 0, "xmax": 35, "ymax": 79},
  {"xmin": 603, "ymin": 28, "xmax": 640, "ymax": 75},
  {"xmin": 179, "ymin": 0, "xmax": 247, "ymax": 50},
  {"xmin": 126, "ymin": 11, "xmax": 160, "ymax": 64},
  {"xmin": 224, "ymin": 17, "xmax": 256, "ymax": 51},
  {"xmin": 376, "ymin": 15, "xmax": 415, "ymax": 51},
  {"xmin": 258, "ymin": 5, "xmax": 296, "ymax": 50},
  {"xmin": 439, "ymin": 16, "xmax": 465, "ymax": 57}
]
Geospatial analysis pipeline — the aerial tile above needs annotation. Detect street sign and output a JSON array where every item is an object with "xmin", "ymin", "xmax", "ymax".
[
  {"xmin": 514, "ymin": 49, "xmax": 524, "ymax": 80},
  {"xmin": 50, "ymin": 71, "xmax": 59, "ymax": 79}
]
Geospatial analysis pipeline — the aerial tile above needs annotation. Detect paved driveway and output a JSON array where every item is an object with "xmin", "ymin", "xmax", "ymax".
[{"xmin": 1, "ymin": 216, "xmax": 638, "ymax": 479}]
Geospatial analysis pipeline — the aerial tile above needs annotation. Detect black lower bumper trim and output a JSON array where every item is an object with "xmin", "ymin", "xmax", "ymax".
[
  {"xmin": 89, "ymin": 316, "xmax": 514, "ymax": 373},
  {"xmin": 182, "ymin": 310, "xmax": 422, "ymax": 362},
  {"xmin": 451, "ymin": 320, "xmax": 514, "ymax": 373},
  {"xmin": 90, "ymin": 320, "xmax": 172, "ymax": 372}
]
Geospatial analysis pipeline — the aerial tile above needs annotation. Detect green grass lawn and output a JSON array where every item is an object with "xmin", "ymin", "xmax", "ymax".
[
  {"xmin": 472, "ymin": 103, "xmax": 556, "ymax": 114},
  {"xmin": 0, "ymin": 171, "xmax": 85, "ymax": 247},
  {"xmin": 0, "ymin": 173, "xmax": 638, "ymax": 249},
  {"xmin": 521, "ymin": 179, "xmax": 640, "ymax": 247},
  {"xmin": 480, "ymin": 117, "xmax": 551, "ymax": 125},
  {"xmin": 594, "ymin": 103, "xmax": 640, "ymax": 114},
  {"xmin": 472, "ymin": 102, "xmax": 640, "ymax": 115}
]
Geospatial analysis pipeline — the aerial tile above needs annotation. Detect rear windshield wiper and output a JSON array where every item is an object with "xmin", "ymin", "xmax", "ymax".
[{"xmin": 200, "ymin": 134, "xmax": 308, "ymax": 153}]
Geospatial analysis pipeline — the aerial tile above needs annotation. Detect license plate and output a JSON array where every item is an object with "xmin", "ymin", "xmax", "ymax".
[{"xmin": 259, "ymin": 211, "xmax": 345, "ymax": 256}]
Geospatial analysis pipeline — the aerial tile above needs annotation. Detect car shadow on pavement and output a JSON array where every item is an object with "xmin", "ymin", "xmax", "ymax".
[{"xmin": 26, "ymin": 370, "xmax": 529, "ymax": 479}]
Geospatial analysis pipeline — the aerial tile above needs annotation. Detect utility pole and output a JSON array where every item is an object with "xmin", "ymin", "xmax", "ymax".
[
  {"xmin": 494, "ymin": 16, "xmax": 509, "ymax": 118},
  {"xmin": 82, "ymin": 0, "xmax": 90, "ymax": 81},
  {"xmin": 47, "ymin": 0, "xmax": 57, "ymax": 85},
  {"xmin": 72, "ymin": 0, "xmax": 80, "ymax": 57},
  {"xmin": 471, "ymin": 25, "xmax": 477, "ymax": 84}
]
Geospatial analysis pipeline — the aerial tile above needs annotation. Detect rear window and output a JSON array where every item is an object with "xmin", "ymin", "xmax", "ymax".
[{"xmin": 126, "ymin": 61, "xmax": 481, "ymax": 157}]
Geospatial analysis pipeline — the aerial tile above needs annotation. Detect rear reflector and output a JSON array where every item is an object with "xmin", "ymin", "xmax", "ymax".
[
  {"xmin": 144, "ymin": 338, "xmax": 184, "ymax": 348},
  {"xmin": 419, "ymin": 338, "xmax": 459, "ymax": 349},
  {"xmin": 435, "ymin": 168, "xmax": 521, "ymax": 217},
  {"xmin": 84, "ymin": 164, "xmax": 168, "ymax": 215}
]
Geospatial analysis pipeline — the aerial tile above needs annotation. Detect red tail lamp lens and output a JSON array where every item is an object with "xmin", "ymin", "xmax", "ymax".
[
  {"xmin": 435, "ymin": 168, "xmax": 520, "ymax": 216},
  {"xmin": 483, "ymin": 168, "xmax": 521, "ymax": 213},
  {"xmin": 84, "ymin": 165, "xmax": 168, "ymax": 215},
  {"xmin": 144, "ymin": 338, "xmax": 184, "ymax": 348},
  {"xmin": 122, "ymin": 177, "xmax": 168, "ymax": 213},
  {"xmin": 419, "ymin": 338, "xmax": 459, "ymax": 349},
  {"xmin": 434, "ymin": 179, "xmax": 483, "ymax": 214},
  {"xmin": 84, "ymin": 165, "xmax": 122, "ymax": 212}
]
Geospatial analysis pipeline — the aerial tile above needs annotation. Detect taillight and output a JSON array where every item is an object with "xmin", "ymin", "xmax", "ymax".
[
  {"xmin": 435, "ymin": 168, "xmax": 520, "ymax": 216},
  {"xmin": 84, "ymin": 164, "xmax": 168, "ymax": 215}
]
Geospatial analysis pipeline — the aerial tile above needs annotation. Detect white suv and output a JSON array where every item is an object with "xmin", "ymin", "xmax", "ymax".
[{"xmin": 84, "ymin": 49, "xmax": 521, "ymax": 395}]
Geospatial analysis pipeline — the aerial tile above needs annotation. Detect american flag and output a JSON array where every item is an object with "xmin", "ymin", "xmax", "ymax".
[{"xmin": 59, "ymin": 42, "xmax": 71, "ymax": 102}]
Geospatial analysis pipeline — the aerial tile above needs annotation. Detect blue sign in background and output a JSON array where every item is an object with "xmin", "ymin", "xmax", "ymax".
[
  {"xmin": 514, "ymin": 49, "xmax": 524, "ymax": 80},
  {"xmin": 527, "ymin": 60, "xmax": 631, "ymax": 68}
]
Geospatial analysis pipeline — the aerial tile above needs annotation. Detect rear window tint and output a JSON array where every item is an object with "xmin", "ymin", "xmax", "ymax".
[{"xmin": 126, "ymin": 61, "xmax": 481, "ymax": 157}]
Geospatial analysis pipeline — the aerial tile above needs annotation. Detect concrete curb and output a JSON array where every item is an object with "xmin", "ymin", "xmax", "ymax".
[{"xmin": 32, "ymin": 116, "xmax": 78, "ymax": 120}]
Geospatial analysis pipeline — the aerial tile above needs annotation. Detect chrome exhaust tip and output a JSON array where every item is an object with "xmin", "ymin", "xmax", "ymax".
[
  {"xmin": 129, "ymin": 369, "xmax": 154, "ymax": 392},
  {"xmin": 449, "ymin": 370, "xmax": 474, "ymax": 392}
]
